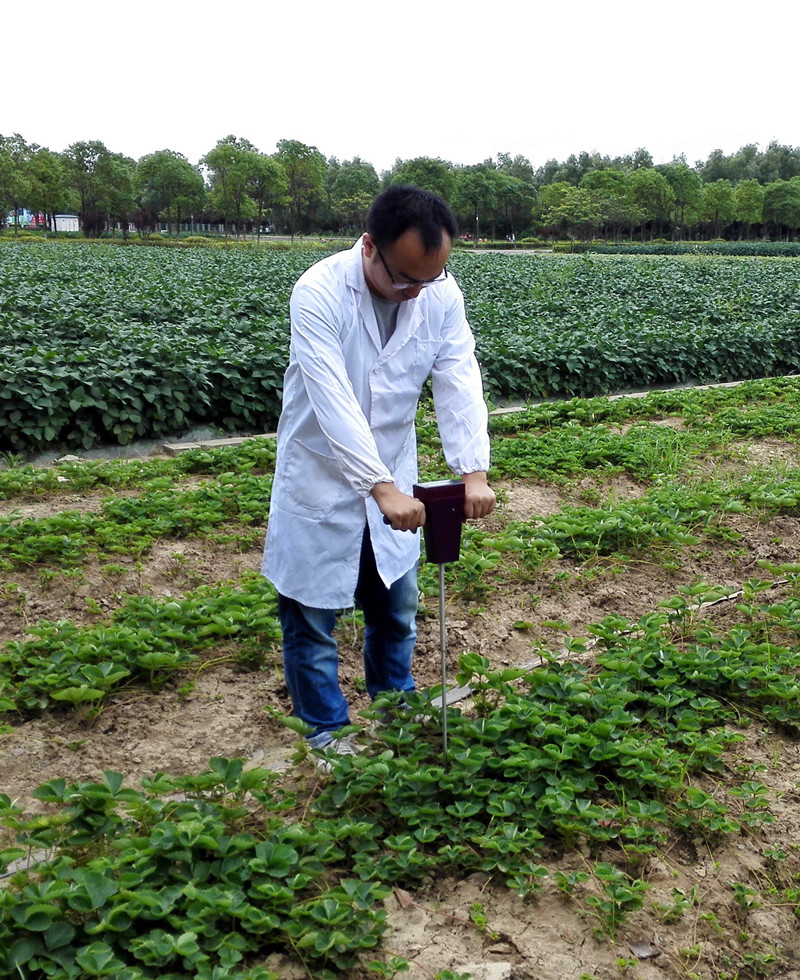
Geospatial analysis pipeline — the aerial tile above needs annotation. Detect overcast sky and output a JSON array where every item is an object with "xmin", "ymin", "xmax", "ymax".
[{"xmin": 5, "ymin": 0, "xmax": 796, "ymax": 175}]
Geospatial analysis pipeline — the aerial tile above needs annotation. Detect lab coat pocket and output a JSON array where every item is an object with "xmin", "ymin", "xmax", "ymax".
[
  {"xmin": 284, "ymin": 440, "xmax": 344, "ymax": 513},
  {"xmin": 409, "ymin": 337, "xmax": 440, "ymax": 388}
]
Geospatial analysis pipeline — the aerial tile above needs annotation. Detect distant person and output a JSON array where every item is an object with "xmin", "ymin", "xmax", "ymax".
[{"xmin": 262, "ymin": 185, "xmax": 495, "ymax": 767}]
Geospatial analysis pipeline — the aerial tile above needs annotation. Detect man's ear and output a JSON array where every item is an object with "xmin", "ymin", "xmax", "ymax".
[{"xmin": 362, "ymin": 233, "xmax": 375, "ymax": 257}]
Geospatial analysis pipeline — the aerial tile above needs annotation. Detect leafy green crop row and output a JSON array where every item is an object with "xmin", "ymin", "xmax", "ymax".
[
  {"xmin": 0, "ymin": 437, "xmax": 276, "ymax": 500},
  {"xmin": 4, "ymin": 379, "xmax": 800, "ymax": 977},
  {"xmin": 463, "ymin": 253, "xmax": 800, "ymax": 402},
  {"xmin": 0, "ymin": 244, "xmax": 318, "ymax": 451},
  {"xmin": 0, "ymin": 572, "xmax": 279, "ymax": 718},
  {"xmin": 487, "ymin": 375, "xmax": 800, "ymax": 438},
  {"xmin": 2, "ymin": 374, "xmax": 799, "ymax": 503},
  {"xmin": 3, "ymin": 576, "xmax": 799, "ymax": 977},
  {"xmin": 587, "ymin": 241, "xmax": 800, "ymax": 257},
  {"xmin": 7, "ymin": 461, "xmax": 800, "ymax": 721},
  {"xmin": 1, "ymin": 760, "xmax": 387, "ymax": 980},
  {"xmin": 4, "ymin": 244, "xmax": 800, "ymax": 451},
  {"xmin": 0, "ymin": 471, "xmax": 272, "ymax": 570},
  {"xmin": 422, "ymin": 465, "xmax": 800, "ymax": 604}
]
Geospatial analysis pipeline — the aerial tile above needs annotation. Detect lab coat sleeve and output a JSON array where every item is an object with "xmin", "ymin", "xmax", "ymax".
[
  {"xmin": 431, "ymin": 284, "xmax": 491, "ymax": 476},
  {"xmin": 289, "ymin": 279, "xmax": 394, "ymax": 496}
]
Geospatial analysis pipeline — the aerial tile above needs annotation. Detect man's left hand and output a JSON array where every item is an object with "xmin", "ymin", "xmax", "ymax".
[{"xmin": 462, "ymin": 471, "xmax": 496, "ymax": 520}]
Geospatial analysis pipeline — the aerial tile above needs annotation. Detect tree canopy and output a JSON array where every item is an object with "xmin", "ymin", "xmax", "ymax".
[{"xmin": 3, "ymin": 134, "xmax": 800, "ymax": 242}]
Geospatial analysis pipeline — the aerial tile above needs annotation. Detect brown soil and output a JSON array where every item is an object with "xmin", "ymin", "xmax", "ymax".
[{"xmin": 3, "ymin": 458, "xmax": 800, "ymax": 979}]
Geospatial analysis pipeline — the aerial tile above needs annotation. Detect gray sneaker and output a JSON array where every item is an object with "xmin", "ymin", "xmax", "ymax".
[{"xmin": 311, "ymin": 734, "xmax": 362, "ymax": 774}]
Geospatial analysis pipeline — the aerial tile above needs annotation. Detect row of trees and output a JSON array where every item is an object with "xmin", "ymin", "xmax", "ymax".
[
  {"xmin": 534, "ymin": 143, "xmax": 800, "ymax": 190},
  {"xmin": 2, "ymin": 133, "xmax": 800, "ymax": 241},
  {"xmin": 0, "ymin": 133, "xmax": 538, "ymax": 242},
  {"xmin": 0, "ymin": 134, "xmax": 330, "ymax": 240},
  {"xmin": 540, "ymin": 167, "xmax": 800, "ymax": 243}
]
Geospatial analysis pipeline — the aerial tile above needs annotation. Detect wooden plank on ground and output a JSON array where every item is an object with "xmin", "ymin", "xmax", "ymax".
[{"xmin": 163, "ymin": 433, "xmax": 277, "ymax": 454}]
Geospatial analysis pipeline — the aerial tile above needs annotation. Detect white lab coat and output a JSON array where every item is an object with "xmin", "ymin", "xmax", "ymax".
[{"xmin": 261, "ymin": 237, "xmax": 490, "ymax": 608}]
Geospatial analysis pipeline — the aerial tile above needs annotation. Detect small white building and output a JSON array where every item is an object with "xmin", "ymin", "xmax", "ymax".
[{"xmin": 52, "ymin": 215, "xmax": 80, "ymax": 233}]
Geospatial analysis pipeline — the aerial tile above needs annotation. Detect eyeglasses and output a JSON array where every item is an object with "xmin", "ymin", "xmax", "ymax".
[{"xmin": 375, "ymin": 245, "xmax": 448, "ymax": 290}]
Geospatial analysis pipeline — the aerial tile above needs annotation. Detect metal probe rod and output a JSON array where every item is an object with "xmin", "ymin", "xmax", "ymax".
[
  {"xmin": 439, "ymin": 562, "xmax": 448, "ymax": 766},
  {"xmin": 409, "ymin": 478, "xmax": 464, "ymax": 770}
]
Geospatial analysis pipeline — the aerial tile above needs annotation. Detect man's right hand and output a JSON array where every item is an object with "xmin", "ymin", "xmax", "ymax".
[{"xmin": 371, "ymin": 482, "xmax": 426, "ymax": 532}]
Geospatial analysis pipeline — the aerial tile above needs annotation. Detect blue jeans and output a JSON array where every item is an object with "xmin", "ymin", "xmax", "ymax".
[{"xmin": 279, "ymin": 526, "xmax": 418, "ymax": 743}]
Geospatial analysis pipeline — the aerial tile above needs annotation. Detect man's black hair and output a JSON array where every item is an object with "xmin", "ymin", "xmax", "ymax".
[{"xmin": 366, "ymin": 184, "xmax": 458, "ymax": 252}]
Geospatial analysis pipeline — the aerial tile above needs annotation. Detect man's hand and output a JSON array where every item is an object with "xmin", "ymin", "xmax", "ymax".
[
  {"xmin": 462, "ymin": 471, "xmax": 496, "ymax": 520},
  {"xmin": 371, "ymin": 481, "xmax": 426, "ymax": 532}
]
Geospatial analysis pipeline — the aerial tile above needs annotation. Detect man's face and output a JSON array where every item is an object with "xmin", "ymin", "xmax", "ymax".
[{"xmin": 362, "ymin": 228, "xmax": 451, "ymax": 303}]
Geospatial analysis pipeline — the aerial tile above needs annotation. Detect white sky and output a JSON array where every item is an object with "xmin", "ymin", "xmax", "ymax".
[{"xmin": 5, "ymin": 0, "xmax": 796, "ymax": 175}]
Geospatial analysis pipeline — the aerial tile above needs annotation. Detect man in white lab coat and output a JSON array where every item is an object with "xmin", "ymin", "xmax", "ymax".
[{"xmin": 262, "ymin": 185, "xmax": 495, "ymax": 758}]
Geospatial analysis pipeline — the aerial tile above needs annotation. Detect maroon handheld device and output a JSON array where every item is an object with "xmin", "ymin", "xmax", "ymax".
[{"xmin": 412, "ymin": 479, "xmax": 465, "ymax": 564}]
